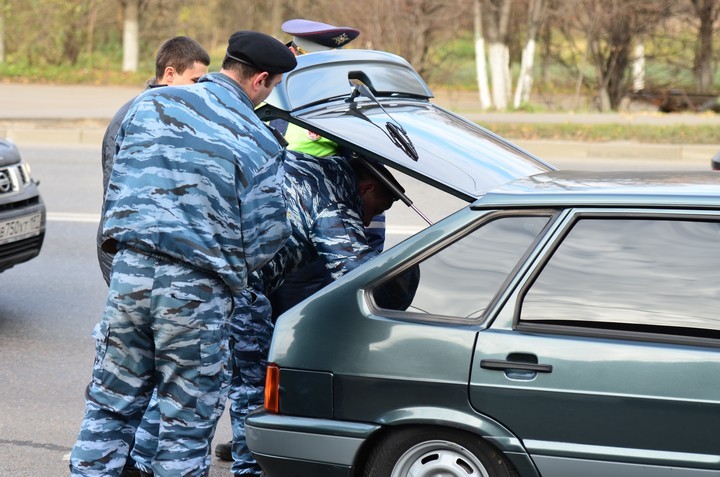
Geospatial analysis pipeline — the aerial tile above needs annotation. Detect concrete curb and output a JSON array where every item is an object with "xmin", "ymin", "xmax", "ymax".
[
  {"xmin": 0, "ymin": 127, "xmax": 105, "ymax": 146},
  {"xmin": 0, "ymin": 119, "xmax": 107, "ymax": 146}
]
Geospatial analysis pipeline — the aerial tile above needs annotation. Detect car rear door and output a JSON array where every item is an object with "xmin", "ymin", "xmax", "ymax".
[{"xmin": 470, "ymin": 209, "xmax": 720, "ymax": 476}]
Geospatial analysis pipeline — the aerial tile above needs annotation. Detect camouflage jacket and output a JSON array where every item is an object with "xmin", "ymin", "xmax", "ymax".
[
  {"xmin": 102, "ymin": 72, "xmax": 290, "ymax": 293},
  {"xmin": 259, "ymin": 152, "xmax": 378, "ymax": 295}
]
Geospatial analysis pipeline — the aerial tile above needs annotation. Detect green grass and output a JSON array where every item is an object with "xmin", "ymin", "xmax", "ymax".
[
  {"xmin": 482, "ymin": 123, "xmax": 720, "ymax": 144},
  {"xmin": 0, "ymin": 62, "xmax": 151, "ymax": 86}
]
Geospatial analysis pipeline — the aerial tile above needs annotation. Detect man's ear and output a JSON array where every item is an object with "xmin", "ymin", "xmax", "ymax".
[
  {"xmin": 163, "ymin": 66, "xmax": 176, "ymax": 84},
  {"xmin": 254, "ymin": 71, "xmax": 270, "ymax": 89}
]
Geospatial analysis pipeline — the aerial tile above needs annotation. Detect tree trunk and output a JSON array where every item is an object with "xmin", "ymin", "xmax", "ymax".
[
  {"xmin": 573, "ymin": 36, "xmax": 590, "ymax": 110},
  {"xmin": 474, "ymin": 0, "xmax": 492, "ymax": 109},
  {"xmin": 693, "ymin": 0, "xmax": 718, "ymax": 93},
  {"xmin": 589, "ymin": 36, "xmax": 611, "ymax": 111},
  {"xmin": 408, "ymin": 1, "xmax": 432, "ymax": 77},
  {"xmin": 488, "ymin": 42, "xmax": 508, "ymax": 109},
  {"xmin": 605, "ymin": 30, "xmax": 631, "ymax": 110},
  {"xmin": 122, "ymin": 0, "xmax": 140, "ymax": 72},
  {"xmin": 484, "ymin": 0, "xmax": 513, "ymax": 110},
  {"xmin": 86, "ymin": 0, "xmax": 99, "ymax": 68},
  {"xmin": 513, "ymin": 0, "xmax": 544, "ymax": 108},
  {"xmin": 587, "ymin": 8, "xmax": 631, "ymax": 111},
  {"xmin": 0, "ymin": 0, "xmax": 5, "ymax": 64},
  {"xmin": 631, "ymin": 42, "xmax": 645, "ymax": 92},
  {"xmin": 512, "ymin": 37, "xmax": 537, "ymax": 109}
]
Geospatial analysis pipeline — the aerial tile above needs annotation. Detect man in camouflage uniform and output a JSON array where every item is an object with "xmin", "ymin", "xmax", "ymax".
[
  {"xmin": 97, "ymin": 35, "xmax": 210, "ymax": 286},
  {"xmin": 69, "ymin": 31, "xmax": 296, "ymax": 477},
  {"xmin": 266, "ymin": 19, "xmax": 389, "ymax": 318},
  {"xmin": 93, "ymin": 35, "xmax": 211, "ymax": 477},
  {"xmin": 229, "ymin": 152, "xmax": 402, "ymax": 476},
  {"xmin": 131, "ymin": 151, "xmax": 404, "ymax": 476}
]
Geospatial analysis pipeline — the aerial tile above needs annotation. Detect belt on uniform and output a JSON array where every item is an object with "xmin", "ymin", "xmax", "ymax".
[
  {"xmin": 121, "ymin": 243, "xmax": 218, "ymax": 279},
  {"xmin": 119, "ymin": 243, "xmax": 236, "ymax": 318}
]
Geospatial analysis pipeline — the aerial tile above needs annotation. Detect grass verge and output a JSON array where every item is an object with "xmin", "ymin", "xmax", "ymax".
[{"xmin": 481, "ymin": 123, "xmax": 720, "ymax": 144}]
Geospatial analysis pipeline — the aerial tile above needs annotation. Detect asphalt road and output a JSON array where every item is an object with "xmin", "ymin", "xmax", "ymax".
[
  {"xmin": 0, "ymin": 144, "xmax": 236, "ymax": 476},
  {"xmin": 0, "ymin": 82, "xmax": 715, "ymax": 476}
]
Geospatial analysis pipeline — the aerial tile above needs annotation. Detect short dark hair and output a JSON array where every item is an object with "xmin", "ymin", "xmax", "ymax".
[
  {"xmin": 222, "ymin": 55, "xmax": 282, "ymax": 85},
  {"xmin": 221, "ymin": 55, "xmax": 259, "ymax": 77},
  {"xmin": 348, "ymin": 156, "xmax": 404, "ymax": 199},
  {"xmin": 155, "ymin": 36, "xmax": 210, "ymax": 80}
]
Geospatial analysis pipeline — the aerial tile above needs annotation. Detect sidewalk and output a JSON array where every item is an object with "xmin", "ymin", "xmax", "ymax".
[
  {"xmin": 0, "ymin": 83, "xmax": 137, "ymax": 146},
  {"xmin": 5, "ymin": 83, "xmax": 720, "ymax": 125},
  {"xmin": 1, "ymin": 83, "xmax": 718, "ymax": 163}
]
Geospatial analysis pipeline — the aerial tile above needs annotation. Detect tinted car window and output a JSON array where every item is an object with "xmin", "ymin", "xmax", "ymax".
[
  {"xmin": 521, "ymin": 217, "xmax": 720, "ymax": 337},
  {"xmin": 374, "ymin": 215, "xmax": 550, "ymax": 320}
]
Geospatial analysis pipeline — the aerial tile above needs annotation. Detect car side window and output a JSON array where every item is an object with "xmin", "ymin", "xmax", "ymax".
[
  {"xmin": 520, "ymin": 217, "xmax": 720, "ymax": 338},
  {"xmin": 372, "ymin": 215, "xmax": 550, "ymax": 321}
]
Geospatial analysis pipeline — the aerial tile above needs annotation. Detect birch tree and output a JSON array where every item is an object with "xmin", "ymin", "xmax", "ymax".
[
  {"xmin": 474, "ymin": 0, "xmax": 492, "ymax": 109},
  {"xmin": 122, "ymin": 0, "xmax": 141, "ymax": 72},
  {"xmin": 484, "ymin": 0, "xmax": 513, "ymax": 110},
  {"xmin": 513, "ymin": 0, "xmax": 544, "ymax": 108},
  {"xmin": 631, "ymin": 42, "xmax": 645, "ymax": 92}
]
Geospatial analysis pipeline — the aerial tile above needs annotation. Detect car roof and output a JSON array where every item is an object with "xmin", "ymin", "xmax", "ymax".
[
  {"xmin": 260, "ymin": 49, "xmax": 555, "ymax": 202},
  {"xmin": 473, "ymin": 170, "xmax": 720, "ymax": 209}
]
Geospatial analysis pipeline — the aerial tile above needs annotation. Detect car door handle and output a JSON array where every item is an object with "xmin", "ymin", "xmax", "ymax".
[{"xmin": 480, "ymin": 359, "xmax": 553, "ymax": 373}]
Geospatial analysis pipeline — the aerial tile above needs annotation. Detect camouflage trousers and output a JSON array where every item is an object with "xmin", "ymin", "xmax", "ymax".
[
  {"xmin": 69, "ymin": 248, "xmax": 232, "ymax": 477},
  {"xmin": 128, "ymin": 287, "xmax": 273, "ymax": 476},
  {"xmin": 229, "ymin": 290, "xmax": 273, "ymax": 476}
]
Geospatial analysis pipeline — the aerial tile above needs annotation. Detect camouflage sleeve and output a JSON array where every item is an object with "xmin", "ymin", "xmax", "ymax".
[
  {"xmin": 103, "ymin": 78, "xmax": 289, "ymax": 293},
  {"xmin": 310, "ymin": 197, "xmax": 378, "ymax": 280},
  {"xmin": 238, "ymin": 147, "xmax": 290, "ymax": 274}
]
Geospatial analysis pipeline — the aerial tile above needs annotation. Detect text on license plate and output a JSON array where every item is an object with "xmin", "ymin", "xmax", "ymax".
[{"xmin": 0, "ymin": 213, "xmax": 42, "ymax": 245}]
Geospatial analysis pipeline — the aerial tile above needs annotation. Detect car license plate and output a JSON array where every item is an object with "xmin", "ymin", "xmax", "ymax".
[{"xmin": 0, "ymin": 213, "xmax": 42, "ymax": 245}]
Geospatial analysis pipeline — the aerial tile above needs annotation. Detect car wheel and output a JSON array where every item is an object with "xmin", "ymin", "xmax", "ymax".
[{"xmin": 363, "ymin": 426, "xmax": 517, "ymax": 477}]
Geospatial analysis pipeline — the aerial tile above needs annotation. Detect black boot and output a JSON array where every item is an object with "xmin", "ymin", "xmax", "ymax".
[
  {"xmin": 215, "ymin": 441, "xmax": 233, "ymax": 461},
  {"xmin": 119, "ymin": 466, "xmax": 153, "ymax": 477}
]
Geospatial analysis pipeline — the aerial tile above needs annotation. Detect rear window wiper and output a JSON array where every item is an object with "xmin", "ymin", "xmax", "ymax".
[{"xmin": 347, "ymin": 76, "xmax": 419, "ymax": 162}]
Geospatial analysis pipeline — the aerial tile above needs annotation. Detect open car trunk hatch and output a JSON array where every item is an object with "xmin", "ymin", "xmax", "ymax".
[{"xmin": 258, "ymin": 49, "xmax": 555, "ymax": 201}]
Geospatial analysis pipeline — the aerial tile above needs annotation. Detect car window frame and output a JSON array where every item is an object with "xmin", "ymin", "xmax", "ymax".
[
  {"xmin": 514, "ymin": 208, "xmax": 720, "ymax": 349},
  {"xmin": 366, "ymin": 208, "xmax": 560, "ymax": 327}
]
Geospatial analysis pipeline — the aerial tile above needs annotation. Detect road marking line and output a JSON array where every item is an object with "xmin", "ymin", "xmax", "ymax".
[
  {"xmin": 47, "ymin": 212, "xmax": 100, "ymax": 223},
  {"xmin": 46, "ymin": 214, "xmax": 427, "ymax": 235}
]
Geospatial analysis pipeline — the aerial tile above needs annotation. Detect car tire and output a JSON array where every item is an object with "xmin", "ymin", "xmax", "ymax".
[{"xmin": 363, "ymin": 426, "xmax": 518, "ymax": 477}]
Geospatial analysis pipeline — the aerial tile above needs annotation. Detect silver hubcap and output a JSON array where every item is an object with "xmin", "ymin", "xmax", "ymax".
[{"xmin": 391, "ymin": 439, "xmax": 490, "ymax": 477}]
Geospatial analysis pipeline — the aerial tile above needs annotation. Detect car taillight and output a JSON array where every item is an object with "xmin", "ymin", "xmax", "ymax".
[{"xmin": 264, "ymin": 363, "xmax": 280, "ymax": 413}]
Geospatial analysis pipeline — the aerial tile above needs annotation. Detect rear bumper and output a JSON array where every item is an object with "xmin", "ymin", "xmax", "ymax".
[{"xmin": 245, "ymin": 411, "xmax": 380, "ymax": 477}]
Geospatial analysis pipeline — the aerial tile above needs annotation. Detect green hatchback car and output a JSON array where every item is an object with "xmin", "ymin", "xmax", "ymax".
[{"xmin": 247, "ymin": 50, "xmax": 720, "ymax": 477}]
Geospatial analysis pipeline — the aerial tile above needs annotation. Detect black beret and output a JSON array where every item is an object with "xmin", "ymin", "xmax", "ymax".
[{"xmin": 226, "ymin": 30, "xmax": 297, "ymax": 74}]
